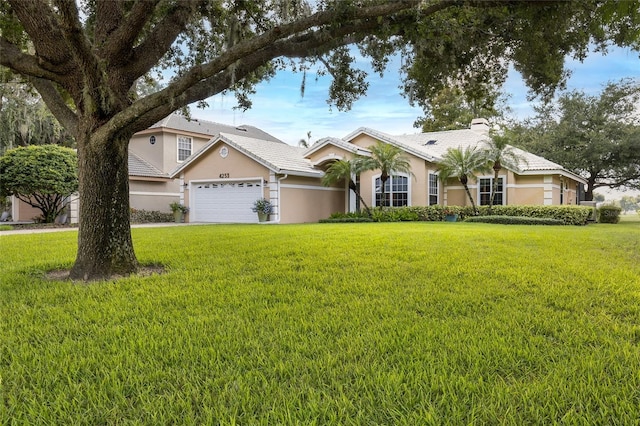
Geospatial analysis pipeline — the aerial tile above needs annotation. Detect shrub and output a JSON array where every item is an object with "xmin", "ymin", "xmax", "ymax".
[
  {"xmin": 465, "ymin": 215, "xmax": 565, "ymax": 225},
  {"xmin": 598, "ymin": 205, "xmax": 622, "ymax": 224},
  {"xmin": 130, "ymin": 209, "xmax": 174, "ymax": 224},
  {"xmin": 321, "ymin": 212, "xmax": 373, "ymax": 223},
  {"xmin": 322, "ymin": 205, "xmax": 592, "ymax": 225}
]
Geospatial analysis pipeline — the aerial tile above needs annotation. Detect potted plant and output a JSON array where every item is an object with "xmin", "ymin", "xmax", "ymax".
[
  {"xmin": 169, "ymin": 202, "xmax": 189, "ymax": 223},
  {"xmin": 252, "ymin": 198, "xmax": 273, "ymax": 222},
  {"xmin": 443, "ymin": 207, "xmax": 458, "ymax": 222}
]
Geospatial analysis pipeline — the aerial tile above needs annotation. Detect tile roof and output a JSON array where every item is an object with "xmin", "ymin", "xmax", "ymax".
[
  {"xmin": 171, "ymin": 132, "xmax": 321, "ymax": 178},
  {"xmin": 150, "ymin": 113, "xmax": 283, "ymax": 143},
  {"xmin": 129, "ymin": 152, "xmax": 168, "ymax": 178}
]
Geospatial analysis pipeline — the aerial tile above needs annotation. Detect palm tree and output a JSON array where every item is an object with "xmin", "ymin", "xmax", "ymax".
[
  {"xmin": 483, "ymin": 131, "xmax": 528, "ymax": 211},
  {"xmin": 437, "ymin": 146, "xmax": 491, "ymax": 215},
  {"xmin": 298, "ymin": 131, "xmax": 312, "ymax": 148},
  {"xmin": 321, "ymin": 158, "xmax": 372, "ymax": 216},
  {"xmin": 361, "ymin": 141, "xmax": 413, "ymax": 208}
]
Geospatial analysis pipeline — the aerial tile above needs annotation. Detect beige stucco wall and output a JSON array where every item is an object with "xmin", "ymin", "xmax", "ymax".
[
  {"xmin": 11, "ymin": 197, "xmax": 42, "ymax": 222},
  {"xmin": 180, "ymin": 142, "xmax": 271, "ymax": 214},
  {"xmin": 131, "ymin": 128, "xmax": 213, "ymax": 172},
  {"xmin": 279, "ymin": 175, "xmax": 345, "ymax": 223},
  {"xmin": 129, "ymin": 180, "xmax": 179, "ymax": 212},
  {"xmin": 306, "ymin": 144, "xmax": 355, "ymax": 165}
]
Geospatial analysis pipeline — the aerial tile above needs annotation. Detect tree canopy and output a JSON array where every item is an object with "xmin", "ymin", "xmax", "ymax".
[
  {"xmin": 0, "ymin": 144, "xmax": 78, "ymax": 222},
  {"xmin": 415, "ymin": 86, "xmax": 509, "ymax": 132},
  {"xmin": 0, "ymin": 0, "xmax": 638, "ymax": 279},
  {"xmin": 513, "ymin": 79, "xmax": 640, "ymax": 201}
]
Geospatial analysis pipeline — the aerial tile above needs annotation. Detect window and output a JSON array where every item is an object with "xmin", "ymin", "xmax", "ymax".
[
  {"xmin": 428, "ymin": 173, "xmax": 439, "ymax": 205},
  {"xmin": 479, "ymin": 177, "xmax": 504, "ymax": 205},
  {"xmin": 375, "ymin": 175, "xmax": 408, "ymax": 207},
  {"xmin": 177, "ymin": 136, "xmax": 192, "ymax": 161}
]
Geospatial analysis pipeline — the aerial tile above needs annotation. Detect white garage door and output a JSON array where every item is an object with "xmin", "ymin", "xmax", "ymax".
[{"xmin": 191, "ymin": 180, "xmax": 263, "ymax": 223}]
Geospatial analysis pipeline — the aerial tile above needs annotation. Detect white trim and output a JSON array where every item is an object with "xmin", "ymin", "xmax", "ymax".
[
  {"xmin": 505, "ymin": 183, "xmax": 560, "ymax": 189},
  {"xmin": 520, "ymin": 169, "xmax": 586, "ymax": 184},
  {"xmin": 130, "ymin": 191, "xmax": 181, "ymax": 197},
  {"xmin": 281, "ymin": 183, "xmax": 345, "ymax": 192},
  {"xmin": 445, "ymin": 184, "xmax": 479, "ymax": 190},
  {"xmin": 311, "ymin": 153, "xmax": 346, "ymax": 166}
]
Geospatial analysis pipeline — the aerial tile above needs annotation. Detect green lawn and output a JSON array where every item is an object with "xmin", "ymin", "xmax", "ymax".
[{"xmin": 1, "ymin": 220, "xmax": 639, "ymax": 424}]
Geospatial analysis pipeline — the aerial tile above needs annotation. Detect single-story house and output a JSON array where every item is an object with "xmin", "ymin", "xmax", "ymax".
[
  {"xmin": 170, "ymin": 118, "xmax": 586, "ymax": 224},
  {"xmin": 6, "ymin": 115, "xmax": 587, "ymax": 223}
]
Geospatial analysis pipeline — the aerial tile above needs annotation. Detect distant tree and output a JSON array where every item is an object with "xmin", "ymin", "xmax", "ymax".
[
  {"xmin": 437, "ymin": 146, "xmax": 492, "ymax": 215},
  {"xmin": 0, "ymin": 71, "xmax": 74, "ymax": 154},
  {"xmin": 0, "ymin": 145, "xmax": 78, "ymax": 223},
  {"xmin": 515, "ymin": 79, "xmax": 640, "ymax": 201},
  {"xmin": 593, "ymin": 193, "xmax": 606, "ymax": 203},
  {"xmin": 619, "ymin": 195, "xmax": 640, "ymax": 213},
  {"xmin": 482, "ymin": 130, "xmax": 528, "ymax": 211},
  {"xmin": 321, "ymin": 158, "xmax": 371, "ymax": 216},
  {"xmin": 361, "ymin": 142, "xmax": 413, "ymax": 208},
  {"xmin": 415, "ymin": 86, "xmax": 509, "ymax": 132}
]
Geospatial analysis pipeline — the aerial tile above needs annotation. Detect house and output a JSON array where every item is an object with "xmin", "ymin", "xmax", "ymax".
[
  {"xmin": 171, "ymin": 118, "xmax": 586, "ymax": 224},
  {"xmin": 6, "ymin": 115, "xmax": 586, "ymax": 223},
  {"xmin": 7, "ymin": 114, "xmax": 284, "ymax": 222}
]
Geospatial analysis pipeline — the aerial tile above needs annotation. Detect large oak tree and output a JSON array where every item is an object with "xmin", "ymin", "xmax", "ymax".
[
  {"xmin": 0, "ymin": 0, "xmax": 637, "ymax": 280},
  {"xmin": 513, "ymin": 79, "xmax": 640, "ymax": 201}
]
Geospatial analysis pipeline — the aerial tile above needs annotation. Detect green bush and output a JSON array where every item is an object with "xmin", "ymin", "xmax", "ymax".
[
  {"xmin": 465, "ymin": 215, "xmax": 565, "ymax": 225},
  {"xmin": 598, "ymin": 205, "xmax": 622, "ymax": 224},
  {"xmin": 130, "ymin": 209, "xmax": 174, "ymax": 224},
  {"xmin": 319, "ymin": 217, "xmax": 374, "ymax": 223},
  {"xmin": 323, "ymin": 205, "xmax": 592, "ymax": 225}
]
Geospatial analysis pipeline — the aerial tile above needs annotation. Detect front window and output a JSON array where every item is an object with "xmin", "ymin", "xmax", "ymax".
[
  {"xmin": 428, "ymin": 173, "xmax": 439, "ymax": 205},
  {"xmin": 479, "ymin": 177, "xmax": 504, "ymax": 205},
  {"xmin": 178, "ymin": 136, "xmax": 192, "ymax": 161},
  {"xmin": 375, "ymin": 175, "xmax": 408, "ymax": 207}
]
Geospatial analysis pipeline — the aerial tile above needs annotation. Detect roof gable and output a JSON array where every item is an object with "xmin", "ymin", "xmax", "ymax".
[{"xmin": 170, "ymin": 133, "xmax": 321, "ymax": 178}]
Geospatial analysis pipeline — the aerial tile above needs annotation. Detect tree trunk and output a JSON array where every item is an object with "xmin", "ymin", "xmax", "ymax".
[
  {"xmin": 489, "ymin": 161, "xmax": 501, "ymax": 213},
  {"xmin": 69, "ymin": 132, "xmax": 138, "ymax": 280},
  {"xmin": 584, "ymin": 175, "xmax": 597, "ymax": 201},
  {"xmin": 380, "ymin": 175, "xmax": 389, "ymax": 208},
  {"xmin": 349, "ymin": 181, "xmax": 372, "ymax": 216},
  {"xmin": 460, "ymin": 175, "xmax": 478, "ymax": 215}
]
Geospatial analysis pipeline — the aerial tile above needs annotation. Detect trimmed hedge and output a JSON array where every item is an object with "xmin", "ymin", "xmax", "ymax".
[
  {"xmin": 465, "ymin": 215, "xmax": 565, "ymax": 225},
  {"xmin": 130, "ymin": 209, "xmax": 174, "ymax": 224},
  {"xmin": 319, "ymin": 217, "xmax": 374, "ymax": 223},
  {"xmin": 324, "ymin": 205, "xmax": 592, "ymax": 225},
  {"xmin": 598, "ymin": 205, "xmax": 622, "ymax": 224}
]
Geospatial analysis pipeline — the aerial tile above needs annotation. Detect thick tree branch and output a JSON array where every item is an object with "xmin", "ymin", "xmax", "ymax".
[
  {"xmin": 100, "ymin": 0, "xmax": 162, "ymax": 65},
  {"xmin": 127, "ymin": 0, "xmax": 203, "ymax": 81},
  {"xmin": 29, "ymin": 77, "xmax": 79, "ymax": 136},
  {"xmin": 94, "ymin": 0, "xmax": 125, "ymax": 47},
  {"xmin": 7, "ymin": 0, "xmax": 73, "ymax": 68},
  {"xmin": 54, "ymin": 0, "xmax": 102, "ymax": 94},
  {"xmin": 97, "ymin": 0, "xmax": 460, "ymax": 140},
  {"xmin": 0, "ymin": 37, "xmax": 66, "ymax": 83}
]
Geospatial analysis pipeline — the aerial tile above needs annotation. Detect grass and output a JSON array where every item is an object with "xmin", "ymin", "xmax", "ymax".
[{"xmin": 1, "ymin": 219, "xmax": 639, "ymax": 424}]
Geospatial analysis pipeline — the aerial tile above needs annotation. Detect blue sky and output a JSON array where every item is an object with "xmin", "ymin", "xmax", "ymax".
[{"xmin": 197, "ymin": 46, "xmax": 639, "ymax": 147}]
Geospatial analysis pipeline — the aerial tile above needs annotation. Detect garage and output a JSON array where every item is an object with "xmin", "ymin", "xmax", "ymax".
[{"xmin": 190, "ymin": 180, "xmax": 264, "ymax": 223}]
